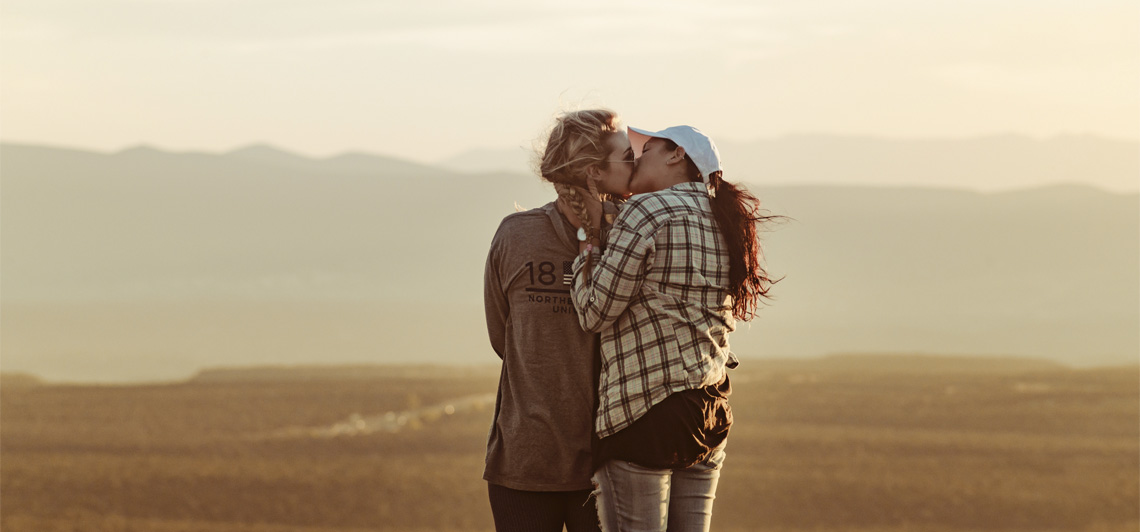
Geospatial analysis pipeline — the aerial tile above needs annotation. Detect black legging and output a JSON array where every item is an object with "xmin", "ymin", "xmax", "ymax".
[{"xmin": 487, "ymin": 483, "xmax": 600, "ymax": 532}]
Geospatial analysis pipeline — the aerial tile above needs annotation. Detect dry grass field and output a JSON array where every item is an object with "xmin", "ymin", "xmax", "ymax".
[{"xmin": 2, "ymin": 356, "xmax": 1136, "ymax": 532}]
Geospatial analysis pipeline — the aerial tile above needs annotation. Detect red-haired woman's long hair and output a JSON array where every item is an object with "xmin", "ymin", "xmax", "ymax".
[
  {"xmin": 707, "ymin": 171, "xmax": 779, "ymax": 320},
  {"xmin": 664, "ymin": 139, "xmax": 780, "ymax": 320}
]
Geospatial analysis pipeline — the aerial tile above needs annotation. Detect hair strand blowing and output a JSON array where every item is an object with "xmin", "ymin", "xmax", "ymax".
[{"xmin": 708, "ymin": 171, "xmax": 781, "ymax": 321}]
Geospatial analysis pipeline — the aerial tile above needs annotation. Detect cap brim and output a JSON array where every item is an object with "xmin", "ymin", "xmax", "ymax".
[{"xmin": 627, "ymin": 126, "xmax": 659, "ymax": 160}]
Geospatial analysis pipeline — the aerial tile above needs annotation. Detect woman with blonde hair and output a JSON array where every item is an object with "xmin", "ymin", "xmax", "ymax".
[
  {"xmin": 570, "ymin": 125, "xmax": 777, "ymax": 531},
  {"xmin": 482, "ymin": 109, "xmax": 634, "ymax": 532}
]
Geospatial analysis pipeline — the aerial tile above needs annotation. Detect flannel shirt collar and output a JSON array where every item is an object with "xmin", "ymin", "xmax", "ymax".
[{"xmin": 664, "ymin": 181, "xmax": 708, "ymax": 197}]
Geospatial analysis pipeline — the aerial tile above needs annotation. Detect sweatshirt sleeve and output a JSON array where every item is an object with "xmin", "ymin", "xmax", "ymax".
[
  {"xmin": 570, "ymin": 211, "xmax": 655, "ymax": 333},
  {"xmin": 483, "ymin": 224, "xmax": 510, "ymax": 359}
]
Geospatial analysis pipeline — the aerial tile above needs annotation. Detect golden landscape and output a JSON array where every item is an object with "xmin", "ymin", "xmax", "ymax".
[
  {"xmin": 2, "ymin": 355, "xmax": 1136, "ymax": 532},
  {"xmin": 3, "ymin": 2, "xmax": 1137, "ymax": 531}
]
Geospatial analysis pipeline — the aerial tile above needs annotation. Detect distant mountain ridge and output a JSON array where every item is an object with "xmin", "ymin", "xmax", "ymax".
[
  {"xmin": 10, "ymin": 136, "xmax": 1134, "ymax": 191},
  {"xmin": 440, "ymin": 134, "xmax": 1140, "ymax": 192},
  {"xmin": 1, "ymin": 141, "xmax": 1136, "ymax": 381}
]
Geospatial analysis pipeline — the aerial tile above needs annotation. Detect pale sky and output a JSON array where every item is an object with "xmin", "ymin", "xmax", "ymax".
[{"xmin": 2, "ymin": 0, "xmax": 1137, "ymax": 162}]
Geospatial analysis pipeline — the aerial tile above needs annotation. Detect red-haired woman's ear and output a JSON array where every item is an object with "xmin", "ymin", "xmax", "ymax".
[{"xmin": 671, "ymin": 146, "xmax": 687, "ymax": 165}]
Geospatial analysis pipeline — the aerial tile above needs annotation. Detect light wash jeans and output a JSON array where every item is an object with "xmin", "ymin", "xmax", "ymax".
[{"xmin": 591, "ymin": 445, "xmax": 726, "ymax": 532}]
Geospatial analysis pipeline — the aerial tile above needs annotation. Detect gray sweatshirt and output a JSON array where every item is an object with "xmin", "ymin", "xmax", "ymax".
[{"xmin": 483, "ymin": 201, "xmax": 599, "ymax": 491}]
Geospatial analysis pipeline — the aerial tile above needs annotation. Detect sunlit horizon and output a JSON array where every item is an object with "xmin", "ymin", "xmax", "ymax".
[
  {"xmin": 3, "ymin": 0, "xmax": 1137, "ymax": 168},
  {"xmin": 2, "ymin": 130, "xmax": 1138, "ymax": 166}
]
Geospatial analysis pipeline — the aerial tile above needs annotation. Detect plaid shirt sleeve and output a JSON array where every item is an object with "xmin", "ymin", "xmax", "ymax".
[{"xmin": 570, "ymin": 205, "xmax": 655, "ymax": 333}]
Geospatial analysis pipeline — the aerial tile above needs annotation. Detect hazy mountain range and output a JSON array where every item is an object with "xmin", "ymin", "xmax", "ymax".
[
  {"xmin": 439, "ymin": 134, "xmax": 1140, "ymax": 192},
  {"xmin": 2, "ymin": 140, "xmax": 1137, "ymax": 382}
]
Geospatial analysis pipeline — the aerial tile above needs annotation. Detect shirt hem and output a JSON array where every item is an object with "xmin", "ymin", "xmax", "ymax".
[{"xmin": 484, "ymin": 473, "xmax": 595, "ymax": 492}]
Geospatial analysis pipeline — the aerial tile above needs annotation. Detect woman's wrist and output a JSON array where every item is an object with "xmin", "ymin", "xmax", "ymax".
[{"xmin": 578, "ymin": 237, "xmax": 601, "ymax": 253}]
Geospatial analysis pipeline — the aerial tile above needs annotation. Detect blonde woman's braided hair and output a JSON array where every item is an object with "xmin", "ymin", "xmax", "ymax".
[
  {"xmin": 535, "ymin": 109, "xmax": 621, "ymax": 267},
  {"xmin": 551, "ymin": 183, "xmax": 589, "ymax": 235},
  {"xmin": 552, "ymin": 181, "xmax": 601, "ymax": 245}
]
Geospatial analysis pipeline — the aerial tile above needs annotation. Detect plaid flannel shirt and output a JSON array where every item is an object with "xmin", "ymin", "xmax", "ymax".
[{"xmin": 571, "ymin": 182, "xmax": 739, "ymax": 438}]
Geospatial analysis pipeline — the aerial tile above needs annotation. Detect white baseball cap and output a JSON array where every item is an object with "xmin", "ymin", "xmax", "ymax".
[{"xmin": 628, "ymin": 125, "xmax": 723, "ymax": 184}]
